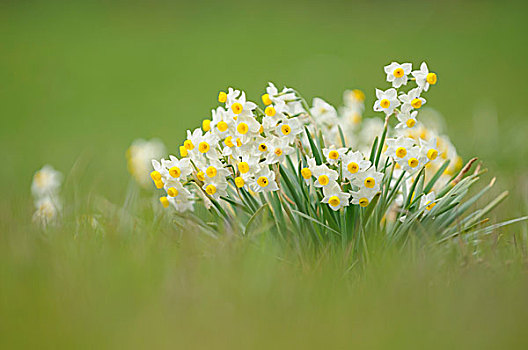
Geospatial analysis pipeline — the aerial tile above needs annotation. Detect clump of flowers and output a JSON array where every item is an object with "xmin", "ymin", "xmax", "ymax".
[
  {"xmin": 127, "ymin": 138, "xmax": 166, "ymax": 188},
  {"xmin": 147, "ymin": 61, "xmax": 521, "ymax": 252},
  {"xmin": 31, "ymin": 165, "xmax": 63, "ymax": 227}
]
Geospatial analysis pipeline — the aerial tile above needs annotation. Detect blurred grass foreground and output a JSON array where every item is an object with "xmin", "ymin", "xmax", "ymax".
[{"xmin": 1, "ymin": 0, "xmax": 528, "ymax": 348}]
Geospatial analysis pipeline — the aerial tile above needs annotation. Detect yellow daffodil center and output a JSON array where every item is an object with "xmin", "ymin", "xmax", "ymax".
[
  {"xmin": 196, "ymin": 171, "xmax": 205, "ymax": 182},
  {"xmin": 217, "ymin": 121, "xmax": 228, "ymax": 132},
  {"xmin": 359, "ymin": 198, "xmax": 369, "ymax": 207},
  {"xmin": 318, "ymin": 175, "xmax": 329, "ymax": 186},
  {"xmin": 364, "ymin": 177, "xmax": 375, "ymax": 188},
  {"xmin": 262, "ymin": 93, "xmax": 272, "ymax": 105},
  {"xmin": 347, "ymin": 162, "xmax": 359, "ymax": 174},
  {"xmin": 274, "ymin": 148, "xmax": 283, "ymax": 156},
  {"xmin": 237, "ymin": 122, "xmax": 249, "ymax": 135},
  {"xmin": 257, "ymin": 176, "xmax": 269, "ymax": 187},
  {"xmin": 150, "ymin": 170, "xmax": 162, "ymax": 182},
  {"xmin": 280, "ymin": 124, "xmax": 291, "ymax": 135},
  {"xmin": 406, "ymin": 118, "xmax": 416, "ymax": 128},
  {"xmin": 258, "ymin": 143, "xmax": 268, "ymax": 152},
  {"xmin": 206, "ymin": 166, "xmax": 217, "ymax": 178},
  {"xmin": 301, "ymin": 168, "xmax": 312, "ymax": 179},
  {"xmin": 259, "ymin": 125, "xmax": 264, "ymax": 134},
  {"xmin": 198, "ymin": 141, "xmax": 210, "ymax": 153},
  {"xmin": 238, "ymin": 162, "xmax": 249, "ymax": 174},
  {"xmin": 218, "ymin": 91, "xmax": 227, "ymax": 103},
  {"xmin": 167, "ymin": 187, "xmax": 179, "ymax": 197},
  {"xmin": 224, "ymin": 136, "xmax": 234, "ymax": 148},
  {"xmin": 235, "ymin": 177, "xmax": 245, "ymax": 188},
  {"xmin": 380, "ymin": 99, "xmax": 390, "ymax": 108},
  {"xmin": 396, "ymin": 147, "xmax": 407, "ymax": 158},
  {"xmin": 169, "ymin": 166, "xmax": 181, "ymax": 178},
  {"xmin": 328, "ymin": 150, "xmax": 339, "ymax": 160},
  {"xmin": 205, "ymin": 184, "xmax": 217, "ymax": 195},
  {"xmin": 236, "ymin": 138, "xmax": 242, "ymax": 147},
  {"xmin": 353, "ymin": 89, "xmax": 365, "ymax": 101},
  {"xmin": 408, "ymin": 158, "xmax": 419, "ymax": 168},
  {"xmin": 426, "ymin": 72, "xmax": 437, "ymax": 85},
  {"xmin": 184, "ymin": 140, "xmax": 194, "ymax": 150},
  {"xmin": 154, "ymin": 179, "xmax": 164, "ymax": 189},
  {"xmin": 202, "ymin": 119, "xmax": 211, "ymax": 131},
  {"xmin": 426, "ymin": 202, "xmax": 436, "ymax": 211},
  {"xmin": 427, "ymin": 149, "xmax": 438, "ymax": 160},
  {"xmin": 411, "ymin": 98, "xmax": 422, "ymax": 109},
  {"xmin": 179, "ymin": 146, "xmax": 188, "ymax": 157},
  {"xmin": 393, "ymin": 67, "xmax": 404, "ymax": 78},
  {"xmin": 265, "ymin": 106, "xmax": 276, "ymax": 117},
  {"xmin": 231, "ymin": 102, "xmax": 243, "ymax": 114},
  {"xmin": 159, "ymin": 196, "xmax": 170, "ymax": 208},
  {"xmin": 328, "ymin": 196, "xmax": 340, "ymax": 207}
]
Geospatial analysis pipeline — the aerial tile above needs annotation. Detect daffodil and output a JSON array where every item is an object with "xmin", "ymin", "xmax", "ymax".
[
  {"xmin": 420, "ymin": 191, "xmax": 437, "ymax": 213},
  {"xmin": 373, "ymin": 88, "xmax": 400, "ymax": 116},
  {"xmin": 399, "ymin": 87, "xmax": 426, "ymax": 114},
  {"xmin": 266, "ymin": 137, "xmax": 294, "ymax": 165},
  {"xmin": 352, "ymin": 167, "xmax": 384, "ymax": 192},
  {"xmin": 323, "ymin": 146, "xmax": 348, "ymax": 165},
  {"xmin": 342, "ymin": 151, "xmax": 371, "ymax": 181},
  {"xmin": 322, "ymin": 183, "xmax": 350, "ymax": 211},
  {"xmin": 419, "ymin": 138, "xmax": 439, "ymax": 162},
  {"xmin": 395, "ymin": 111, "xmax": 418, "ymax": 129},
  {"xmin": 276, "ymin": 117, "xmax": 302, "ymax": 142},
  {"xmin": 312, "ymin": 164, "xmax": 339, "ymax": 188},
  {"xmin": 161, "ymin": 155, "xmax": 193, "ymax": 180},
  {"xmin": 250, "ymin": 167, "xmax": 279, "ymax": 193},
  {"xmin": 31, "ymin": 165, "xmax": 63, "ymax": 198},
  {"xmin": 384, "ymin": 62, "xmax": 412, "ymax": 88},
  {"xmin": 351, "ymin": 187, "xmax": 378, "ymax": 207},
  {"xmin": 385, "ymin": 136, "xmax": 416, "ymax": 162},
  {"xmin": 411, "ymin": 62, "xmax": 437, "ymax": 92}
]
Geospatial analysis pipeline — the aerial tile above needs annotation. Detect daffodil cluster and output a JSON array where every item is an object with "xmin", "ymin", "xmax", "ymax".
[
  {"xmin": 148, "ymin": 61, "xmax": 463, "ymax": 222},
  {"xmin": 31, "ymin": 165, "xmax": 63, "ymax": 227}
]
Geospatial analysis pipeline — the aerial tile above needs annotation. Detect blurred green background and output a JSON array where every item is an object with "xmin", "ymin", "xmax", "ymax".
[
  {"xmin": 1, "ymin": 0, "xmax": 527, "ymax": 209},
  {"xmin": 1, "ymin": 1, "xmax": 528, "ymax": 348}
]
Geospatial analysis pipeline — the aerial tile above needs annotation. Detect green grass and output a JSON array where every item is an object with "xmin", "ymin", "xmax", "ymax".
[{"xmin": 1, "ymin": 0, "xmax": 528, "ymax": 348}]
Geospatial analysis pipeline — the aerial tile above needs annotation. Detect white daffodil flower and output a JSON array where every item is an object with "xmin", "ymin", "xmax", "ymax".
[
  {"xmin": 322, "ymin": 183, "xmax": 350, "ymax": 211},
  {"xmin": 385, "ymin": 136, "xmax": 416, "ymax": 163},
  {"xmin": 266, "ymin": 137, "xmax": 294, "ymax": 165},
  {"xmin": 384, "ymin": 62, "xmax": 412, "ymax": 88},
  {"xmin": 419, "ymin": 138, "xmax": 439, "ymax": 163},
  {"xmin": 312, "ymin": 164, "xmax": 339, "ymax": 188},
  {"xmin": 161, "ymin": 155, "xmax": 193, "ymax": 180},
  {"xmin": 202, "ymin": 174, "xmax": 228, "ymax": 200},
  {"xmin": 201, "ymin": 160, "xmax": 230, "ymax": 181},
  {"xmin": 234, "ymin": 114, "xmax": 261, "ymax": 143},
  {"xmin": 395, "ymin": 111, "xmax": 418, "ymax": 129},
  {"xmin": 311, "ymin": 97, "xmax": 338, "ymax": 125},
  {"xmin": 151, "ymin": 159, "xmax": 170, "ymax": 189},
  {"xmin": 210, "ymin": 106, "xmax": 234, "ymax": 137},
  {"xmin": 420, "ymin": 191, "xmax": 437, "ymax": 213},
  {"xmin": 352, "ymin": 167, "xmax": 384, "ymax": 192},
  {"xmin": 342, "ymin": 151, "xmax": 371, "ymax": 181},
  {"xmin": 32, "ymin": 196, "xmax": 61, "ymax": 226},
  {"xmin": 373, "ymin": 88, "xmax": 400, "ymax": 116},
  {"xmin": 323, "ymin": 146, "xmax": 348, "ymax": 165},
  {"xmin": 400, "ymin": 147, "xmax": 423, "ymax": 173},
  {"xmin": 351, "ymin": 187, "xmax": 378, "ymax": 207},
  {"xmin": 276, "ymin": 117, "xmax": 302, "ymax": 143},
  {"xmin": 250, "ymin": 167, "xmax": 279, "ymax": 193},
  {"xmin": 399, "ymin": 87, "xmax": 426, "ymax": 114},
  {"xmin": 31, "ymin": 165, "xmax": 63, "ymax": 198},
  {"xmin": 411, "ymin": 62, "xmax": 437, "ymax": 92},
  {"xmin": 227, "ymin": 90, "xmax": 257, "ymax": 118}
]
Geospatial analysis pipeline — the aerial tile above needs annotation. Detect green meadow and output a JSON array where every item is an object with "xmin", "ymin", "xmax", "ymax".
[{"xmin": 1, "ymin": 0, "xmax": 528, "ymax": 348}]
